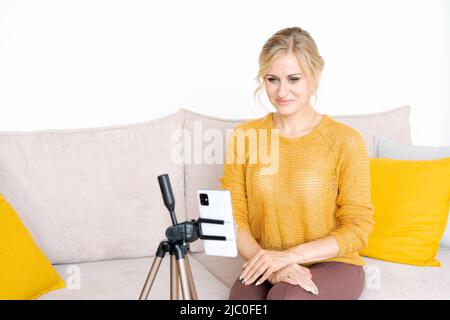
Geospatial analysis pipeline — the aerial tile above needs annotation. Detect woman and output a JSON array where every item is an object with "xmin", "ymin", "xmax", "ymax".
[{"xmin": 220, "ymin": 27, "xmax": 374, "ymax": 300}]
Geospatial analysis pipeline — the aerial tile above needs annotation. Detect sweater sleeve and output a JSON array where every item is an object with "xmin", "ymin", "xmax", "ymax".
[
  {"xmin": 329, "ymin": 131, "xmax": 375, "ymax": 257},
  {"xmin": 219, "ymin": 126, "xmax": 251, "ymax": 233}
]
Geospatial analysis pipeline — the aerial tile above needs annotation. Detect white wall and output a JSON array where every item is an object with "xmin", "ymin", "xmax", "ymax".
[{"xmin": 0, "ymin": 0, "xmax": 448, "ymax": 146}]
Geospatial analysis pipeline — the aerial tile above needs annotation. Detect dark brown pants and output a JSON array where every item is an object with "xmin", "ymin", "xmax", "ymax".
[{"xmin": 229, "ymin": 262, "xmax": 365, "ymax": 300}]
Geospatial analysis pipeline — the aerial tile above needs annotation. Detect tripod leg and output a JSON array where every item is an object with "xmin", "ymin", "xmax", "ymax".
[
  {"xmin": 174, "ymin": 243, "xmax": 192, "ymax": 300},
  {"xmin": 177, "ymin": 258, "xmax": 192, "ymax": 299},
  {"xmin": 184, "ymin": 254, "xmax": 198, "ymax": 299},
  {"xmin": 139, "ymin": 256, "xmax": 163, "ymax": 300},
  {"xmin": 139, "ymin": 241, "xmax": 170, "ymax": 300},
  {"xmin": 170, "ymin": 254, "xmax": 179, "ymax": 300}
]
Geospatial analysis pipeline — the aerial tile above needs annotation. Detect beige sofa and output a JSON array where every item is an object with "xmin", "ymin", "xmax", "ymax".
[{"xmin": 0, "ymin": 107, "xmax": 449, "ymax": 300}]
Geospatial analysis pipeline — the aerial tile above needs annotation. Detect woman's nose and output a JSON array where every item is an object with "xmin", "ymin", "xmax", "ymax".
[{"xmin": 277, "ymin": 81, "xmax": 289, "ymax": 98}]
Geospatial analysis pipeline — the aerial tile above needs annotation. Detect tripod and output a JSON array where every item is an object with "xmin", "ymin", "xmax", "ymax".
[
  {"xmin": 139, "ymin": 240, "xmax": 198, "ymax": 300},
  {"xmin": 139, "ymin": 174, "xmax": 226, "ymax": 300}
]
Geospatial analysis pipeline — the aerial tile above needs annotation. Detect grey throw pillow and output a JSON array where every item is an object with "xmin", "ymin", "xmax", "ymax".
[{"xmin": 376, "ymin": 136, "xmax": 450, "ymax": 160}]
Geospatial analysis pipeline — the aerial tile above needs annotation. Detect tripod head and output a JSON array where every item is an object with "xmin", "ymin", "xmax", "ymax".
[{"xmin": 158, "ymin": 174, "xmax": 226, "ymax": 244}]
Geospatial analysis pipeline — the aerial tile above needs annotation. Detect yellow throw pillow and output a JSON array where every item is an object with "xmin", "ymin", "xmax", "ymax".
[
  {"xmin": 0, "ymin": 194, "xmax": 65, "ymax": 299},
  {"xmin": 360, "ymin": 158, "xmax": 450, "ymax": 266}
]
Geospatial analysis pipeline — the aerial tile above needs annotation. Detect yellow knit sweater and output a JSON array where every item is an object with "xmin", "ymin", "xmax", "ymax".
[{"xmin": 220, "ymin": 112, "xmax": 374, "ymax": 266}]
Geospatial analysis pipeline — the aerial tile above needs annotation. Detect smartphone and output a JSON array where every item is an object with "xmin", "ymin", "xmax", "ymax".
[{"xmin": 197, "ymin": 189, "xmax": 237, "ymax": 257}]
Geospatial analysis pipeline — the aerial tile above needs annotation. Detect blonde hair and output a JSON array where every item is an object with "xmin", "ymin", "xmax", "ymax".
[{"xmin": 254, "ymin": 27, "xmax": 325, "ymax": 106}]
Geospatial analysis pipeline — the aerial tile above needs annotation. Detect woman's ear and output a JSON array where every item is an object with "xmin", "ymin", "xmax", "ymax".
[
  {"xmin": 311, "ymin": 72, "xmax": 322, "ymax": 100},
  {"xmin": 315, "ymin": 71, "xmax": 322, "ymax": 87}
]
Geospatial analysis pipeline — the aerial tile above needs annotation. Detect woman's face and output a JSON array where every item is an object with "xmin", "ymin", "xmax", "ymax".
[{"xmin": 264, "ymin": 53, "xmax": 313, "ymax": 116}]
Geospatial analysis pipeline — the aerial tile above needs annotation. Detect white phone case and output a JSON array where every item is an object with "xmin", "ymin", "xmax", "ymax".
[{"xmin": 197, "ymin": 189, "xmax": 237, "ymax": 257}]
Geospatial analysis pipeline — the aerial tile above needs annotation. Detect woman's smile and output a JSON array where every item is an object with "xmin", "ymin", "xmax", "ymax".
[{"xmin": 275, "ymin": 98, "xmax": 295, "ymax": 106}]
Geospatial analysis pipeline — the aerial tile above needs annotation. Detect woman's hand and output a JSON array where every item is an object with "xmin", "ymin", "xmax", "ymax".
[
  {"xmin": 268, "ymin": 264, "xmax": 319, "ymax": 295},
  {"xmin": 239, "ymin": 249, "xmax": 295, "ymax": 286}
]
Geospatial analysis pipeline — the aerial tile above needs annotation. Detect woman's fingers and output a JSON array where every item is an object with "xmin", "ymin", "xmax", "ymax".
[
  {"xmin": 288, "ymin": 271, "xmax": 319, "ymax": 295},
  {"xmin": 282, "ymin": 277, "xmax": 298, "ymax": 286},
  {"xmin": 295, "ymin": 264, "xmax": 312, "ymax": 277},
  {"xmin": 301, "ymin": 277, "xmax": 319, "ymax": 295},
  {"xmin": 241, "ymin": 260, "xmax": 316, "ymax": 290},
  {"xmin": 254, "ymin": 267, "xmax": 276, "ymax": 286},
  {"xmin": 295, "ymin": 268, "xmax": 318, "ymax": 293},
  {"xmin": 244, "ymin": 264, "xmax": 268, "ymax": 285},
  {"xmin": 268, "ymin": 264, "xmax": 318, "ymax": 294},
  {"xmin": 267, "ymin": 272, "xmax": 278, "ymax": 285},
  {"xmin": 241, "ymin": 257, "xmax": 267, "ymax": 285},
  {"xmin": 240, "ymin": 250, "xmax": 265, "ymax": 281}
]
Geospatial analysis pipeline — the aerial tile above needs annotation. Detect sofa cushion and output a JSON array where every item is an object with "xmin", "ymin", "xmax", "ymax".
[
  {"xmin": 38, "ymin": 255, "xmax": 230, "ymax": 300},
  {"xmin": 192, "ymin": 247, "xmax": 450, "ymax": 299},
  {"xmin": 0, "ymin": 194, "xmax": 65, "ymax": 299},
  {"xmin": 182, "ymin": 107, "xmax": 412, "ymax": 253},
  {"xmin": 332, "ymin": 105, "xmax": 412, "ymax": 157},
  {"xmin": 374, "ymin": 136, "xmax": 450, "ymax": 248},
  {"xmin": 360, "ymin": 158, "xmax": 450, "ymax": 266},
  {"xmin": 0, "ymin": 112, "xmax": 185, "ymax": 264}
]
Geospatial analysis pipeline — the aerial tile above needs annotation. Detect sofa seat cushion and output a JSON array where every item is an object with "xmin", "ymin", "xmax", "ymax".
[
  {"xmin": 38, "ymin": 255, "xmax": 230, "ymax": 300},
  {"xmin": 360, "ymin": 247, "xmax": 450, "ymax": 299},
  {"xmin": 192, "ymin": 247, "xmax": 450, "ymax": 300}
]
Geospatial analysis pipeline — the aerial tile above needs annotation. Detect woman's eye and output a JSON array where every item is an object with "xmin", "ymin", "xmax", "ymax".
[{"xmin": 266, "ymin": 77, "xmax": 300, "ymax": 83}]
